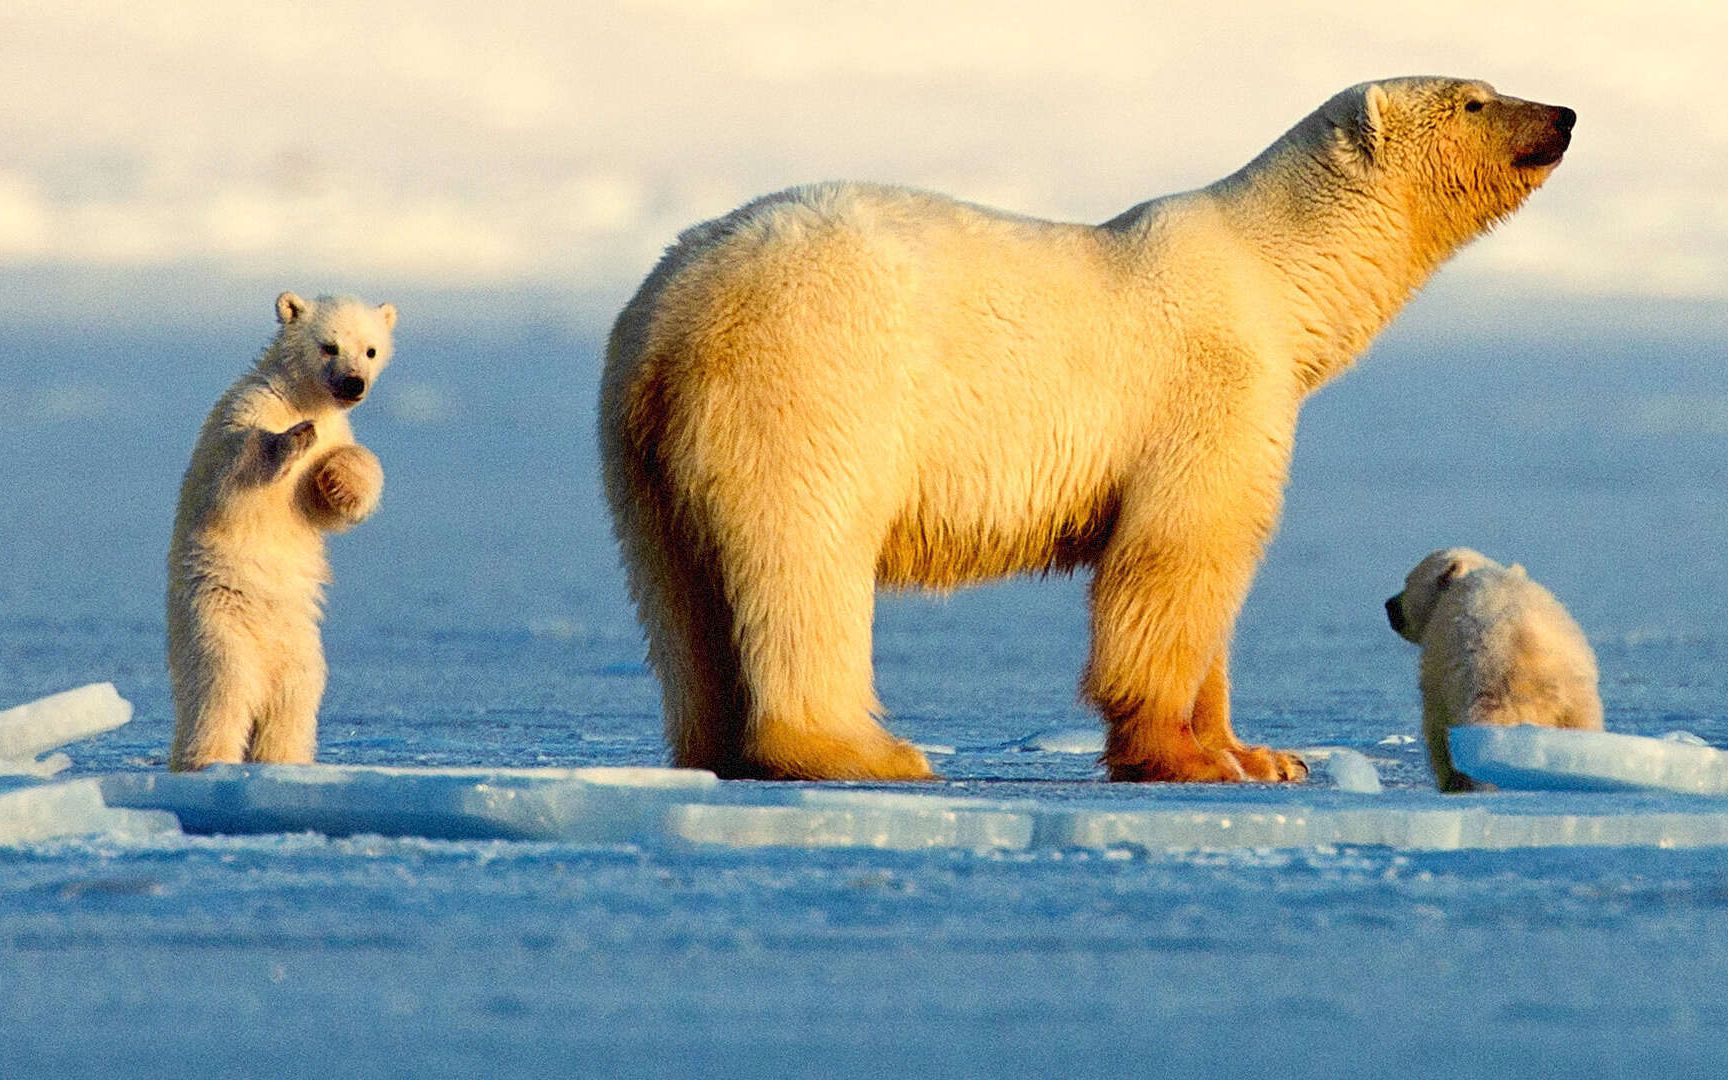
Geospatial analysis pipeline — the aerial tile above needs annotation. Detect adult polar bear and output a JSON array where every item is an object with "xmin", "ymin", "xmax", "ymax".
[{"xmin": 601, "ymin": 77, "xmax": 1575, "ymax": 782}]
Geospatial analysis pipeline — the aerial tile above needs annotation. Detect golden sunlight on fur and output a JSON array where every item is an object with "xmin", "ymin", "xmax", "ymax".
[
  {"xmin": 600, "ymin": 77, "xmax": 1574, "ymax": 782},
  {"xmin": 167, "ymin": 292, "xmax": 396, "ymax": 771}
]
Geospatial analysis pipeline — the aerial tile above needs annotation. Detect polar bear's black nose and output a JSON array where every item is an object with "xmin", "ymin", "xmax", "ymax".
[
  {"xmin": 333, "ymin": 375, "xmax": 367, "ymax": 401},
  {"xmin": 1554, "ymin": 106, "xmax": 1577, "ymax": 133},
  {"xmin": 1385, "ymin": 596, "xmax": 1406, "ymax": 635}
]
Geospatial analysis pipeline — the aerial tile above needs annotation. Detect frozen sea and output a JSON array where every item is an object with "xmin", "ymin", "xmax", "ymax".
[{"xmin": 5, "ymin": 294, "xmax": 1728, "ymax": 1077}]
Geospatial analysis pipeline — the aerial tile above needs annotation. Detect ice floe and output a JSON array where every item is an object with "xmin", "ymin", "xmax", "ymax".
[
  {"xmin": 102, "ymin": 765, "xmax": 718, "ymax": 843},
  {"xmin": 0, "ymin": 684, "xmax": 175, "ymax": 845},
  {"xmin": 85, "ymin": 761, "xmax": 1728, "ymax": 853},
  {"xmin": 1451, "ymin": 725, "xmax": 1728, "ymax": 795},
  {"xmin": 0, "ymin": 777, "xmax": 178, "ymax": 845}
]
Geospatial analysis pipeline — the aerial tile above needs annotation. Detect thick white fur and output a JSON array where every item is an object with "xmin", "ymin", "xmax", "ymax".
[
  {"xmin": 167, "ymin": 292, "xmax": 396, "ymax": 771},
  {"xmin": 1389, "ymin": 548, "xmax": 1603, "ymax": 792},
  {"xmin": 600, "ymin": 77, "xmax": 1573, "ymax": 782}
]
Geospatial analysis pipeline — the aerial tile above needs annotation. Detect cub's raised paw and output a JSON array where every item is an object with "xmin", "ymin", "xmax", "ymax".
[{"xmin": 301, "ymin": 444, "xmax": 383, "ymax": 529}]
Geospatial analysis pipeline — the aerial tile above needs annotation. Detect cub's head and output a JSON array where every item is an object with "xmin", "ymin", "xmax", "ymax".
[
  {"xmin": 1385, "ymin": 547, "xmax": 1499, "ymax": 643},
  {"xmin": 1321, "ymin": 77, "xmax": 1574, "ymax": 251},
  {"xmin": 274, "ymin": 291, "xmax": 397, "ymax": 409}
]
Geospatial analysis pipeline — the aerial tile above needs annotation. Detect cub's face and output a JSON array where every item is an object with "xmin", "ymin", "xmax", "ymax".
[
  {"xmin": 275, "ymin": 291, "xmax": 397, "ymax": 409},
  {"xmin": 1385, "ymin": 547, "xmax": 1495, "ymax": 643},
  {"xmin": 1343, "ymin": 77, "xmax": 1575, "ymax": 251}
]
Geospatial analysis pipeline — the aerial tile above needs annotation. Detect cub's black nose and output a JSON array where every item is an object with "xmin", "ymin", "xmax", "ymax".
[
  {"xmin": 333, "ymin": 375, "xmax": 367, "ymax": 401},
  {"xmin": 1554, "ymin": 106, "xmax": 1577, "ymax": 132},
  {"xmin": 1385, "ymin": 596, "xmax": 1406, "ymax": 635}
]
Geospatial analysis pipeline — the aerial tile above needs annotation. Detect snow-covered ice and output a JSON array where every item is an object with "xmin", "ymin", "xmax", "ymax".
[
  {"xmin": 1451, "ymin": 725, "xmax": 1728, "ymax": 795},
  {"xmin": 0, "ymin": 683, "xmax": 132, "ymax": 771}
]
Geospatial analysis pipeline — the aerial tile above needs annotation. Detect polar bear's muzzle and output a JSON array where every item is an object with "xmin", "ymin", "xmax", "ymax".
[
  {"xmin": 327, "ymin": 371, "xmax": 368, "ymax": 405},
  {"xmin": 1385, "ymin": 595, "xmax": 1408, "ymax": 636},
  {"xmin": 1510, "ymin": 102, "xmax": 1576, "ymax": 169}
]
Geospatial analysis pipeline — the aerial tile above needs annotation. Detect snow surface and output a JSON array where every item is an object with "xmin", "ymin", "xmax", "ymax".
[
  {"xmin": 1015, "ymin": 727, "xmax": 1105, "ymax": 753},
  {"xmin": 11, "ymin": 326, "xmax": 1728, "ymax": 1076},
  {"xmin": 1453, "ymin": 725, "xmax": 1728, "ymax": 794}
]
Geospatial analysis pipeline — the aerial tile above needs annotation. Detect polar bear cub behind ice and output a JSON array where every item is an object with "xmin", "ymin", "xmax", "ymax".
[
  {"xmin": 1386, "ymin": 548, "xmax": 1603, "ymax": 791},
  {"xmin": 167, "ymin": 292, "xmax": 395, "ymax": 771}
]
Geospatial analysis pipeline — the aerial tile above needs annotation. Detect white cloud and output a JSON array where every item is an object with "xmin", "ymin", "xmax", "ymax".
[{"xmin": 1, "ymin": 0, "xmax": 1725, "ymax": 309}]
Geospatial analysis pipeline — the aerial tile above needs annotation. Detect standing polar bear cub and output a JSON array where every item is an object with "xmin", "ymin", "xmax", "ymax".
[
  {"xmin": 168, "ymin": 292, "xmax": 395, "ymax": 771},
  {"xmin": 1386, "ymin": 549, "xmax": 1603, "ymax": 791},
  {"xmin": 601, "ymin": 77, "xmax": 1575, "ymax": 782}
]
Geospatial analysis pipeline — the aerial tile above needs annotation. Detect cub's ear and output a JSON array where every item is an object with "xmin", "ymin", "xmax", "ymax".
[
  {"xmin": 377, "ymin": 302, "xmax": 398, "ymax": 331},
  {"xmin": 1437, "ymin": 555, "xmax": 1469, "ymax": 589},
  {"xmin": 276, "ymin": 292, "xmax": 311, "ymax": 325}
]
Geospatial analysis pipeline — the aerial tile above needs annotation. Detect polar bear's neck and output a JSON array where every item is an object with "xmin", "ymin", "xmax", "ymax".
[{"xmin": 1204, "ymin": 145, "xmax": 1462, "ymax": 393}]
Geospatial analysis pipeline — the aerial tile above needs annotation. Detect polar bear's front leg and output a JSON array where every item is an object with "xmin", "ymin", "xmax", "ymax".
[
  {"xmin": 299, "ymin": 444, "xmax": 383, "ymax": 531},
  {"xmin": 1190, "ymin": 648, "xmax": 1308, "ymax": 781},
  {"xmin": 1084, "ymin": 514, "xmax": 1296, "ymax": 783}
]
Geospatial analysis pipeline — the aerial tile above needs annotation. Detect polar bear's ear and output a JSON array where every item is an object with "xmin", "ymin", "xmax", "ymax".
[
  {"xmin": 1354, "ymin": 83, "xmax": 1389, "ymax": 162},
  {"xmin": 377, "ymin": 302, "xmax": 398, "ymax": 330},
  {"xmin": 276, "ymin": 292, "xmax": 311, "ymax": 325}
]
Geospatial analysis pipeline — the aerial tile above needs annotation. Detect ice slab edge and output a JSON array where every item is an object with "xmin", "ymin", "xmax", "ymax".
[
  {"xmin": 92, "ymin": 764, "xmax": 1728, "ymax": 853},
  {"xmin": 1452, "ymin": 725, "xmax": 1728, "ymax": 795},
  {"xmin": 0, "ymin": 683, "xmax": 132, "ymax": 762}
]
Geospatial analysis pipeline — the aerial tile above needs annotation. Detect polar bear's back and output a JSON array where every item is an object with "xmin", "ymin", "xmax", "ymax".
[{"xmin": 603, "ymin": 182, "xmax": 1215, "ymax": 587}]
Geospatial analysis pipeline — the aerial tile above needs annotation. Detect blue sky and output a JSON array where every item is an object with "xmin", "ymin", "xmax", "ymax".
[{"xmin": 1, "ymin": 0, "xmax": 1724, "ymax": 330}]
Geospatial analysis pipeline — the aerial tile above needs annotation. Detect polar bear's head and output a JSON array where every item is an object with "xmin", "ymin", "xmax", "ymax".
[
  {"xmin": 272, "ymin": 291, "xmax": 397, "ymax": 409},
  {"xmin": 1385, "ymin": 547, "xmax": 1502, "ymax": 642},
  {"xmin": 1318, "ymin": 77, "xmax": 1575, "ymax": 251}
]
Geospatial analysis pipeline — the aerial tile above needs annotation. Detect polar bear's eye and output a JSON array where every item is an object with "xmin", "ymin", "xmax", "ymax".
[
  {"xmin": 366, "ymin": 347, "xmax": 376, "ymax": 359},
  {"xmin": 320, "ymin": 342, "xmax": 340, "ymax": 357},
  {"xmin": 1464, "ymin": 100, "xmax": 1485, "ymax": 113}
]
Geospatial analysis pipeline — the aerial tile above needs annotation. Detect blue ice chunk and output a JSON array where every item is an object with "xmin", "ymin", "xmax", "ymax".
[
  {"xmin": 0, "ymin": 683, "xmax": 132, "ymax": 765},
  {"xmin": 1322, "ymin": 749, "xmax": 1383, "ymax": 794},
  {"xmin": 1451, "ymin": 725, "xmax": 1728, "ymax": 795}
]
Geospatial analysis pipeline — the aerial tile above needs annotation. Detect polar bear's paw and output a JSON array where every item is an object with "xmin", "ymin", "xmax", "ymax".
[
  {"xmin": 739, "ymin": 726, "xmax": 939, "ymax": 782},
  {"xmin": 1229, "ymin": 744, "xmax": 1308, "ymax": 782},
  {"xmin": 1107, "ymin": 744, "xmax": 1249, "ymax": 783},
  {"xmin": 301, "ymin": 444, "xmax": 383, "ymax": 530}
]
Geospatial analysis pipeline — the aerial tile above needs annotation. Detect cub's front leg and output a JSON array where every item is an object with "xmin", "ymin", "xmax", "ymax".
[
  {"xmin": 236, "ymin": 419, "xmax": 319, "ymax": 486},
  {"xmin": 298, "ymin": 443, "xmax": 383, "ymax": 531}
]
